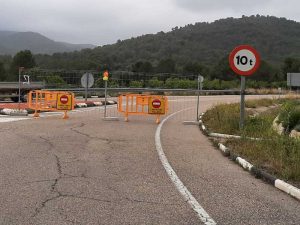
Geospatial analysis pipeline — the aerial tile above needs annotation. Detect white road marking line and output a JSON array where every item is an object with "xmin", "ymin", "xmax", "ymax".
[
  {"xmin": 29, "ymin": 105, "xmax": 117, "ymax": 118},
  {"xmin": 155, "ymin": 109, "xmax": 217, "ymax": 225},
  {"xmin": 0, "ymin": 117, "xmax": 30, "ymax": 123},
  {"xmin": 0, "ymin": 105, "xmax": 118, "ymax": 121}
]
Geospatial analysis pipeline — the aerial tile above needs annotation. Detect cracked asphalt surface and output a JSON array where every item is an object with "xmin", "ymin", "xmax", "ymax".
[{"xmin": 0, "ymin": 95, "xmax": 299, "ymax": 225}]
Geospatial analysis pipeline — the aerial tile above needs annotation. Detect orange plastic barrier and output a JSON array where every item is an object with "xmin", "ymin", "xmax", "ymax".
[
  {"xmin": 28, "ymin": 90, "xmax": 75, "ymax": 119},
  {"xmin": 118, "ymin": 94, "xmax": 168, "ymax": 124}
]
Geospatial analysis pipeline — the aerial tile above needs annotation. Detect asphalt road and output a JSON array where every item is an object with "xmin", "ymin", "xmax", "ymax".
[{"xmin": 0, "ymin": 95, "xmax": 299, "ymax": 225}]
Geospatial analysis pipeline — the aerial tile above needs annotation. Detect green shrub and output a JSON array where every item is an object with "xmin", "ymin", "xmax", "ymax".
[
  {"xmin": 147, "ymin": 77, "xmax": 164, "ymax": 88},
  {"xmin": 44, "ymin": 74, "xmax": 67, "ymax": 88},
  {"xmin": 278, "ymin": 100, "xmax": 300, "ymax": 132},
  {"xmin": 294, "ymin": 124, "xmax": 300, "ymax": 132},
  {"xmin": 129, "ymin": 80, "xmax": 143, "ymax": 88}
]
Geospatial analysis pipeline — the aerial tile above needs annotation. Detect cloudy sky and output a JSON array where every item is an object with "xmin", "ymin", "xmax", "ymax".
[{"xmin": 0, "ymin": 0, "xmax": 299, "ymax": 46}]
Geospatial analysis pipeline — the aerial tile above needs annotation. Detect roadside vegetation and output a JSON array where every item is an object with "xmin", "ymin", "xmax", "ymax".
[{"xmin": 202, "ymin": 97, "xmax": 300, "ymax": 183}]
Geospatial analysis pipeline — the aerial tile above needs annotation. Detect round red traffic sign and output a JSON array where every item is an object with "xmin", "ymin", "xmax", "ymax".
[
  {"xmin": 152, "ymin": 99, "xmax": 161, "ymax": 108},
  {"xmin": 60, "ymin": 95, "xmax": 68, "ymax": 104},
  {"xmin": 229, "ymin": 45, "xmax": 260, "ymax": 76}
]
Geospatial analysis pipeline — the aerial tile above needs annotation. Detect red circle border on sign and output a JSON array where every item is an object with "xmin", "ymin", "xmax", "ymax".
[
  {"xmin": 60, "ymin": 95, "xmax": 68, "ymax": 104},
  {"xmin": 152, "ymin": 99, "xmax": 161, "ymax": 109},
  {"xmin": 229, "ymin": 45, "xmax": 260, "ymax": 76}
]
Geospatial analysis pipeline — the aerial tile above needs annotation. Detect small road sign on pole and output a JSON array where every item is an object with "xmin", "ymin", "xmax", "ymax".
[
  {"xmin": 229, "ymin": 45, "xmax": 260, "ymax": 129},
  {"xmin": 81, "ymin": 73, "xmax": 94, "ymax": 102}
]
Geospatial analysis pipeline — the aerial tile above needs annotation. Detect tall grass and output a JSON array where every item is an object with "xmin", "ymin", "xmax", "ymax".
[
  {"xmin": 202, "ymin": 98, "xmax": 300, "ymax": 182},
  {"xmin": 226, "ymin": 137, "xmax": 300, "ymax": 181},
  {"xmin": 245, "ymin": 98, "xmax": 278, "ymax": 108}
]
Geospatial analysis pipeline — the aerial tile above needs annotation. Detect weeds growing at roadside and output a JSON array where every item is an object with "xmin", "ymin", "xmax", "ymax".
[
  {"xmin": 202, "ymin": 98, "xmax": 300, "ymax": 182},
  {"xmin": 226, "ymin": 137, "xmax": 300, "ymax": 181}
]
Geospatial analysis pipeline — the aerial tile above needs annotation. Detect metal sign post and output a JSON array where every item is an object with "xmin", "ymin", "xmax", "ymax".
[
  {"xmin": 196, "ymin": 75, "xmax": 204, "ymax": 121},
  {"xmin": 229, "ymin": 45, "xmax": 260, "ymax": 130},
  {"xmin": 240, "ymin": 77, "xmax": 246, "ymax": 129},
  {"xmin": 103, "ymin": 70, "xmax": 109, "ymax": 119},
  {"xmin": 18, "ymin": 67, "xmax": 24, "ymax": 111},
  {"xmin": 85, "ymin": 73, "xmax": 89, "ymax": 101},
  {"xmin": 104, "ymin": 79, "xmax": 108, "ymax": 118}
]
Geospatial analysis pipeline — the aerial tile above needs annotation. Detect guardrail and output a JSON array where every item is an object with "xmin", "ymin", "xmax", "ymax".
[
  {"xmin": 44, "ymin": 88, "xmax": 241, "ymax": 94},
  {"xmin": 0, "ymin": 82, "xmax": 45, "ymax": 91}
]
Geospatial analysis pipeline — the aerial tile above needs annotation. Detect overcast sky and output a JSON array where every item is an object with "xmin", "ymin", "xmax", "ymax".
[{"xmin": 0, "ymin": 0, "xmax": 299, "ymax": 46}]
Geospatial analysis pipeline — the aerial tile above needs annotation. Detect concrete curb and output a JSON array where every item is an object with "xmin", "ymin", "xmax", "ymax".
[
  {"xmin": 74, "ymin": 100, "xmax": 117, "ymax": 108},
  {"xmin": 199, "ymin": 113, "xmax": 300, "ymax": 201},
  {"xmin": 199, "ymin": 114, "xmax": 262, "ymax": 141},
  {"xmin": 0, "ymin": 101, "xmax": 117, "ymax": 116},
  {"xmin": 209, "ymin": 132, "xmax": 263, "ymax": 141},
  {"xmin": 75, "ymin": 103, "xmax": 88, "ymax": 108},
  {"xmin": 0, "ymin": 108, "xmax": 28, "ymax": 116}
]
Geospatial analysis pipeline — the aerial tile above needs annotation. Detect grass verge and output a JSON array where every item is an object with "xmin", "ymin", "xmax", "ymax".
[{"xmin": 202, "ymin": 98, "xmax": 300, "ymax": 185}]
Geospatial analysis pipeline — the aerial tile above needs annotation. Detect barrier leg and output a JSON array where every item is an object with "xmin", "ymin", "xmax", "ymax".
[
  {"xmin": 63, "ymin": 111, "xmax": 69, "ymax": 119},
  {"xmin": 33, "ymin": 108, "xmax": 39, "ymax": 118},
  {"xmin": 33, "ymin": 92, "xmax": 39, "ymax": 118},
  {"xmin": 125, "ymin": 112, "xmax": 128, "ymax": 122},
  {"xmin": 156, "ymin": 115, "xmax": 160, "ymax": 124}
]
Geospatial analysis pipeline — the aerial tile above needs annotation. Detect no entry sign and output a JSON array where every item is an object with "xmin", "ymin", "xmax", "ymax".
[
  {"xmin": 57, "ymin": 93, "xmax": 73, "ymax": 110},
  {"xmin": 60, "ymin": 95, "xmax": 68, "ymax": 104},
  {"xmin": 152, "ymin": 99, "xmax": 161, "ymax": 108},
  {"xmin": 229, "ymin": 45, "xmax": 260, "ymax": 76},
  {"xmin": 148, "ymin": 97, "xmax": 166, "ymax": 114}
]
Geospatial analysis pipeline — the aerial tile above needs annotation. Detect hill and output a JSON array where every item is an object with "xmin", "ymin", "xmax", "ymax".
[
  {"xmin": 34, "ymin": 15, "xmax": 300, "ymax": 71},
  {"xmin": 0, "ymin": 31, "xmax": 95, "ymax": 55}
]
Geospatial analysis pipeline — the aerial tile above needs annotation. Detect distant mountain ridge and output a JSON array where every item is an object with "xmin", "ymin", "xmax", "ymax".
[{"xmin": 0, "ymin": 31, "xmax": 95, "ymax": 55}]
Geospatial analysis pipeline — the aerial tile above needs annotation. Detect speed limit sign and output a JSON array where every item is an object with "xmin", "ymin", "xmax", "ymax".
[{"xmin": 229, "ymin": 45, "xmax": 260, "ymax": 76}]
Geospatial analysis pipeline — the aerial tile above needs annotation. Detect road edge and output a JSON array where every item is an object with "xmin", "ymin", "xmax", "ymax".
[{"xmin": 198, "ymin": 113, "xmax": 300, "ymax": 201}]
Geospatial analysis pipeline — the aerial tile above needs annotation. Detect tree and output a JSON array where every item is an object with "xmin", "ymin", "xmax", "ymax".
[
  {"xmin": 250, "ymin": 60, "xmax": 281, "ymax": 81},
  {"xmin": 211, "ymin": 56, "xmax": 236, "ymax": 81},
  {"xmin": 132, "ymin": 61, "xmax": 153, "ymax": 73},
  {"xmin": 156, "ymin": 58, "xmax": 176, "ymax": 73},
  {"xmin": 183, "ymin": 62, "xmax": 210, "ymax": 76},
  {"xmin": 282, "ymin": 57, "xmax": 300, "ymax": 74},
  {"xmin": 0, "ymin": 62, "xmax": 6, "ymax": 81},
  {"xmin": 9, "ymin": 50, "xmax": 36, "ymax": 81}
]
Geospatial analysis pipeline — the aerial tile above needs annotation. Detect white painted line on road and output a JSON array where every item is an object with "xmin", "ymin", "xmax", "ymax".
[
  {"xmin": 0, "ymin": 116, "xmax": 30, "ymax": 123},
  {"xmin": 28, "ymin": 105, "xmax": 117, "ymax": 118},
  {"xmin": 168, "ymin": 100, "xmax": 198, "ymax": 102},
  {"xmin": 0, "ymin": 105, "xmax": 118, "ymax": 122},
  {"xmin": 155, "ymin": 109, "xmax": 217, "ymax": 225}
]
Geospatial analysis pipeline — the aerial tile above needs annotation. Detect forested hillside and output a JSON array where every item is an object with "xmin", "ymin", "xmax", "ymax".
[
  {"xmin": 1, "ymin": 15, "xmax": 300, "ymax": 86},
  {"xmin": 34, "ymin": 15, "xmax": 300, "ymax": 71}
]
